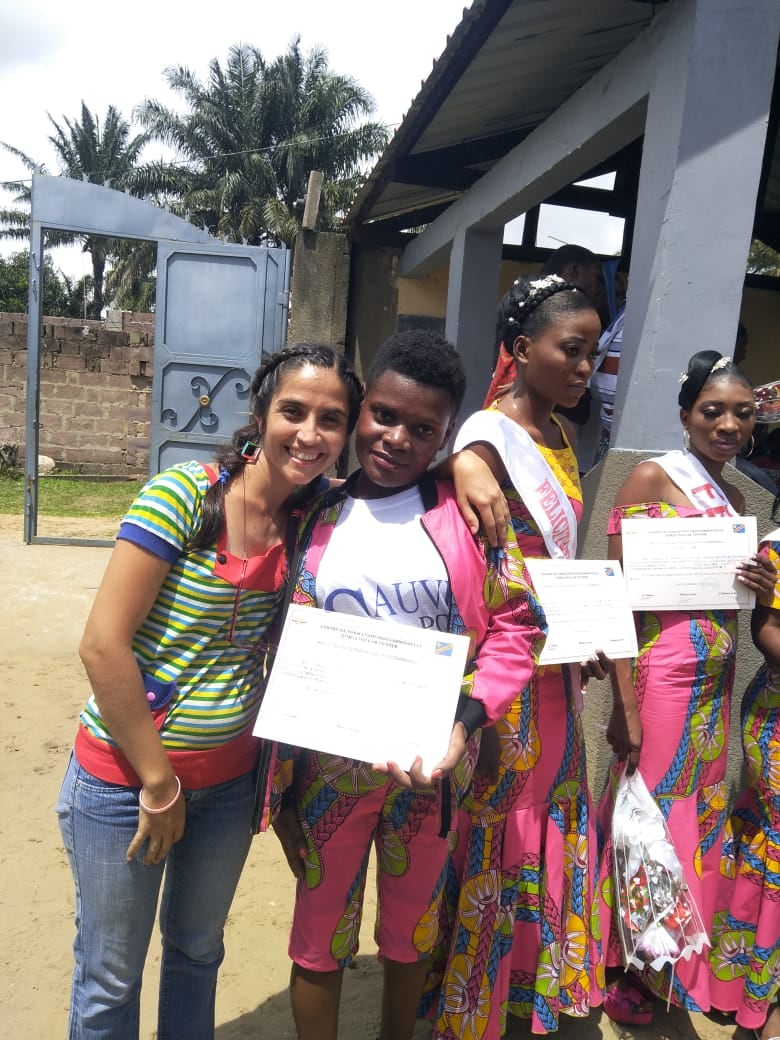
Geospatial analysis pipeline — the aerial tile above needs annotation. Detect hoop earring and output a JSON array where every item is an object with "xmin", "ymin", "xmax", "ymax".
[
  {"xmin": 239, "ymin": 439, "xmax": 261, "ymax": 462},
  {"xmin": 744, "ymin": 434, "xmax": 755, "ymax": 457},
  {"xmin": 682, "ymin": 428, "xmax": 690, "ymax": 453}
]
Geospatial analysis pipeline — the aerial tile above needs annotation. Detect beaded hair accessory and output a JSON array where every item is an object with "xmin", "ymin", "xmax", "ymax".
[
  {"xmin": 505, "ymin": 273, "xmax": 581, "ymax": 331},
  {"xmin": 679, "ymin": 354, "xmax": 730, "ymax": 384}
]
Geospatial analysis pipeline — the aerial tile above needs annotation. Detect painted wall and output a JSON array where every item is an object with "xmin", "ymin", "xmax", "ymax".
[{"xmin": 398, "ymin": 263, "xmax": 780, "ymax": 389}]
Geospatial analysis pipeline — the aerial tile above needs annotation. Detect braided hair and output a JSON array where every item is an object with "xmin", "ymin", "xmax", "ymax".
[
  {"xmin": 498, "ymin": 274, "xmax": 594, "ymax": 356},
  {"xmin": 189, "ymin": 343, "xmax": 363, "ymax": 551},
  {"xmin": 677, "ymin": 350, "xmax": 751, "ymax": 410}
]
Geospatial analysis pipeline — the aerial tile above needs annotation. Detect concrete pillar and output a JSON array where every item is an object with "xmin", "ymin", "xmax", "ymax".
[
  {"xmin": 288, "ymin": 230, "xmax": 351, "ymax": 351},
  {"xmin": 612, "ymin": 0, "xmax": 780, "ymax": 452},
  {"xmin": 445, "ymin": 225, "xmax": 504, "ymax": 420}
]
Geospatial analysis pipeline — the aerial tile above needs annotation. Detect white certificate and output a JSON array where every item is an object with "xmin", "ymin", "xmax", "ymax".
[
  {"xmin": 525, "ymin": 559, "xmax": 638, "ymax": 665},
  {"xmin": 621, "ymin": 516, "xmax": 757, "ymax": 611},
  {"xmin": 253, "ymin": 604, "xmax": 471, "ymax": 775}
]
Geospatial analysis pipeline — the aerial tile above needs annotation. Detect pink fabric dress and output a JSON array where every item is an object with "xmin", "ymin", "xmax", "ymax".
[
  {"xmin": 709, "ymin": 538, "xmax": 780, "ymax": 1031},
  {"xmin": 425, "ymin": 434, "xmax": 604, "ymax": 1038},
  {"xmin": 596, "ymin": 501, "xmax": 739, "ymax": 1011}
]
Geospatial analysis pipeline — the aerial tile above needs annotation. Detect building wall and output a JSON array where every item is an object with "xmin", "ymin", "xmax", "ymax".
[
  {"xmin": 398, "ymin": 263, "xmax": 780, "ymax": 384},
  {"xmin": 0, "ymin": 311, "xmax": 154, "ymax": 475}
]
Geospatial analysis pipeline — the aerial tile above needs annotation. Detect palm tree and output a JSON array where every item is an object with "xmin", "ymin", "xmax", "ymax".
[
  {"xmin": 0, "ymin": 103, "xmax": 149, "ymax": 317},
  {"xmin": 133, "ymin": 40, "xmax": 388, "ymax": 247}
]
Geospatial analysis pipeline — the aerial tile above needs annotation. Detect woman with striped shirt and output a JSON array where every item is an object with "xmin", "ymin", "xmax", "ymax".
[{"xmin": 56, "ymin": 345, "xmax": 362, "ymax": 1040}]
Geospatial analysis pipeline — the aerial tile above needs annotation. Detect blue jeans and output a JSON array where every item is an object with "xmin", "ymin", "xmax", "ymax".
[{"xmin": 56, "ymin": 754, "xmax": 255, "ymax": 1040}]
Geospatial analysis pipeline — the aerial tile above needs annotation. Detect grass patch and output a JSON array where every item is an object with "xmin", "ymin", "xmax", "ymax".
[{"xmin": 0, "ymin": 473, "xmax": 143, "ymax": 517}]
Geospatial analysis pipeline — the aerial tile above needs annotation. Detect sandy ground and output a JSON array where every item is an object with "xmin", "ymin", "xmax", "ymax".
[{"xmin": 0, "ymin": 514, "xmax": 751, "ymax": 1040}]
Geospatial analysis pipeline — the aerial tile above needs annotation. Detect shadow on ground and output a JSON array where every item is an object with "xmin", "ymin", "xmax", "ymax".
[
  {"xmin": 215, "ymin": 958, "xmax": 746, "ymax": 1040},
  {"xmin": 215, "ymin": 955, "xmax": 389, "ymax": 1040}
]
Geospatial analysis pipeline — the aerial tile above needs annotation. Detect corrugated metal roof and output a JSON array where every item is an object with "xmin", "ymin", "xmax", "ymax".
[{"xmin": 349, "ymin": 0, "xmax": 666, "ymax": 230}]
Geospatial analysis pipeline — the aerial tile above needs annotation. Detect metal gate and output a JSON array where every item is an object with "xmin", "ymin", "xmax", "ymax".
[
  {"xmin": 151, "ymin": 242, "xmax": 290, "ymax": 472},
  {"xmin": 23, "ymin": 175, "xmax": 290, "ymax": 545}
]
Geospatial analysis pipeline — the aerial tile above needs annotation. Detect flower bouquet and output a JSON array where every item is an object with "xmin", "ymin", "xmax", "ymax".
[{"xmin": 611, "ymin": 768, "xmax": 709, "ymax": 973}]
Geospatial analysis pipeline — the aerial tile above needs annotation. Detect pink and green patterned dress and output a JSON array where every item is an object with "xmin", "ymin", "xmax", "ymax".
[
  {"xmin": 424, "ymin": 435, "xmax": 604, "ymax": 1038},
  {"xmin": 710, "ymin": 538, "xmax": 780, "ymax": 1030},
  {"xmin": 597, "ymin": 501, "xmax": 739, "ymax": 1010}
]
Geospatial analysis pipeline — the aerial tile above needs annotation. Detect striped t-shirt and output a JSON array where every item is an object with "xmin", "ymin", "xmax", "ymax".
[
  {"xmin": 78, "ymin": 461, "xmax": 285, "ymax": 752},
  {"xmin": 591, "ymin": 309, "xmax": 624, "ymax": 432}
]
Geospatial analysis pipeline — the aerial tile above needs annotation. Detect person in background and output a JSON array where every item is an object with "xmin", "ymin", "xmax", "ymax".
[
  {"xmin": 709, "ymin": 496, "xmax": 780, "ymax": 1040},
  {"xmin": 56, "ymin": 344, "xmax": 363, "ymax": 1040},
  {"xmin": 597, "ymin": 350, "xmax": 775, "ymax": 1025},
  {"xmin": 274, "ymin": 330, "xmax": 545, "ymax": 1040},
  {"xmin": 589, "ymin": 270, "xmax": 627, "ymax": 467}
]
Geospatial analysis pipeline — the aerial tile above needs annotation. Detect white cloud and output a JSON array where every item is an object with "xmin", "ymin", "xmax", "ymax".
[
  {"xmin": 0, "ymin": 0, "xmax": 625, "ymax": 277},
  {"xmin": 0, "ymin": 1, "xmax": 64, "ymax": 70},
  {"xmin": 0, "ymin": 0, "xmax": 468, "ymax": 275}
]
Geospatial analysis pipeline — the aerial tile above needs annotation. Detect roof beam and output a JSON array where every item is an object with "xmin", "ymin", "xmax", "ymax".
[
  {"xmin": 544, "ymin": 183, "xmax": 628, "ymax": 216},
  {"xmin": 353, "ymin": 0, "xmax": 515, "ymax": 222},
  {"xmin": 391, "ymin": 155, "xmax": 481, "ymax": 192},
  {"xmin": 398, "ymin": 8, "xmax": 666, "ymax": 276},
  {"xmin": 352, "ymin": 201, "xmax": 454, "ymax": 241},
  {"xmin": 391, "ymin": 127, "xmax": 532, "ymax": 191}
]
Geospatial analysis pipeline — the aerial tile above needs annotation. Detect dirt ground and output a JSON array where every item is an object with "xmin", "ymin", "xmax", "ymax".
[{"xmin": 0, "ymin": 514, "xmax": 752, "ymax": 1040}]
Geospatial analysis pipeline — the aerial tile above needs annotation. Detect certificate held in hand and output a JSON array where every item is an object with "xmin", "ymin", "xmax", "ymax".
[
  {"xmin": 524, "ymin": 558, "xmax": 638, "ymax": 665},
  {"xmin": 620, "ymin": 516, "xmax": 757, "ymax": 611},
  {"xmin": 253, "ymin": 604, "xmax": 471, "ymax": 776}
]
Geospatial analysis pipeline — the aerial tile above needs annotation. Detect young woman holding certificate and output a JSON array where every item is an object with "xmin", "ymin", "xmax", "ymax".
[
  {"xmin": 274, "ymin": 330, "xmax": 545, "ymax": 1040},
  {"xmin": 426, "ymin": 274, "xmax": 606, "ymax": 1037},
  {"xmin": 598, "ymin": 350, "xmax": 775, "ymax": 1025},
  {"xmin": 709, "ymin": 499, "xmax": 780, "ymax": 1040}
]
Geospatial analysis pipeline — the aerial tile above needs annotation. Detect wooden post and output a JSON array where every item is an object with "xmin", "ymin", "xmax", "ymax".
[{"xmin": 301, "ymin": 171, "xmax": 323, "ymax": 231}]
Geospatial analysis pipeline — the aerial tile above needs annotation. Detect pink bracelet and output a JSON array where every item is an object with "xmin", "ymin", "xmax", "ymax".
[{"xmin": 139, "ymin": 776, "xmax": 182, "ymax": 815}]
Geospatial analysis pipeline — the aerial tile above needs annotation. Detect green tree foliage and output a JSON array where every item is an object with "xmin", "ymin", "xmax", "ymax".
[
  {"xmin": 0, "ymin": 250, "xmax": 88, "ymax": 317},
  {"xmin": 747, "ymin": 239, "xmax": 780, "ymax": 277},
  {"xmin": 0, "ymin": 103, "xmax": 149, "ymax": 318},
  {"xmin": 133, "ymin": 40, "xmax": 388, "ymax": 246},
  {"xmin": 105, "ymin": 239, "xmax": 157, "ymax": 312}
]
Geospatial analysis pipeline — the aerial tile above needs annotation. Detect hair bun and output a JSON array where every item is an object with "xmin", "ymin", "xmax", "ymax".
[{"xmin": 678, "ymin": 350, "xmax": 737, "ymax": 409}]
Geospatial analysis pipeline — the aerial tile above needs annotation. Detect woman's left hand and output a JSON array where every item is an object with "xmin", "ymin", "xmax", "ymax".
[
  {"xmin": 736, "ymin": 552, "xmax": 777, "ymax": 599},
  {"xmin": 374, "ymin": 722, "xmax": 468, "ymax": 789}
]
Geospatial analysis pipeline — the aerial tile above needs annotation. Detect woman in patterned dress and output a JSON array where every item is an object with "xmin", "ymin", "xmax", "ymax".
[
  {"xmin": 423, "ymin": 274, "xmax": 606, "ymax": 1037},
  {"xmin": 710, "ymin": 508, "xmax": 780, "ymax": 1040},
  {"xmin": 598, "ymin": 350, "xmax": 775, "ymax": 1025}
]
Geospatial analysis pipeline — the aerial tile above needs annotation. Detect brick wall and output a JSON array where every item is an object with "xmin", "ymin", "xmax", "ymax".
[{"xmin": 0, "ymin": 311, "xmax": 155, "ymax": 475}]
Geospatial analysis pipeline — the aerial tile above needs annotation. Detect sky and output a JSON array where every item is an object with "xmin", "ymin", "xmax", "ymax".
[{"xmin": 0, "ymin": 0, "xmax": 623, "ymax": 279}]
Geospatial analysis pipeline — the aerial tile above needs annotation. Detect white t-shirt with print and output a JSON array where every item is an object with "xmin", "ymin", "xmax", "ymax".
[{"xmin": 315, "ymin": 486, "xmax": 451, "ymax": 632}]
